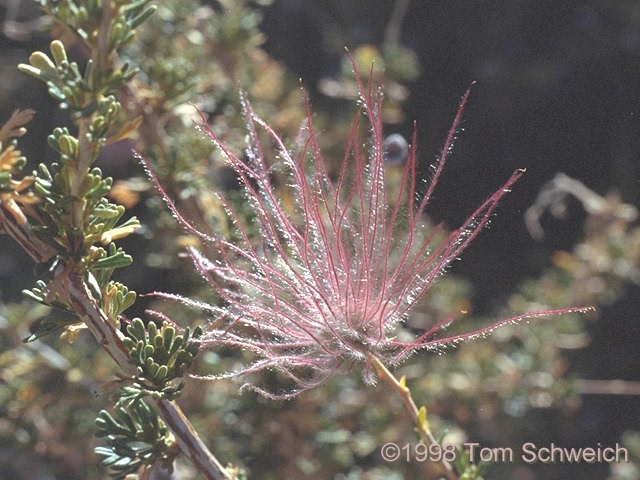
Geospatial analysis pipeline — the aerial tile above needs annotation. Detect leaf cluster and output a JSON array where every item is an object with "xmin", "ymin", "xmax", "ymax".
[
  {"xmin": 0, "ymin": 110, "xmax": 38, "ymax": 223},
  {"xmin": 454, "ymin": 449, "xmax": 487, "ymax": 480},
  {"xmin": 0, "ymin": 140, "xmax": 28, "ymax": 190},
  {"xmin": 95, "ymin": 400, "xmax": 176, "ymax": 480},
  {"xmin": 36, "ymin": 0, "xmax": 156, "ymax": 67},
  {"xmin": 122, "ymin": 318, "xmax": 203, "ymax": 399},
  {"xmin": 92, "ymin": 318, "xmax": 203, "ymax": 476}
]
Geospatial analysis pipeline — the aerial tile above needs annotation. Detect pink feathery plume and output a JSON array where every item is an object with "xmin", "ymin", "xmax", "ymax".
[{"xmin": 138, "ymin": 66, "xmax": 591, "ymax": 399}]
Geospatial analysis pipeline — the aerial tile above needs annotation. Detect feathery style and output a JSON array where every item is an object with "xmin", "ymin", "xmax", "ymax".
[{"xmin": 143, "ymin": 70, "xmax": 587, "ymax": 399}]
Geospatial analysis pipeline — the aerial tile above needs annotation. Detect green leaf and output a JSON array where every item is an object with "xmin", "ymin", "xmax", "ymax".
[
  {"xmin": 22, "ymin": 313, "xmax": 81, "ymax": 342},
  {"xmin": 93, "ymin": 251, "xmax": 133, "ymax": 269},
  {"xmin": 127, "ymin": 318, "xmax": 147, "ymax": 342},
  {"xmin": 130, "ymin": 5, "xmax": 157, "ymax": 29},
  {"xmin": 49, "ymin": 40, "xmax": 68, "ymax": 66}
]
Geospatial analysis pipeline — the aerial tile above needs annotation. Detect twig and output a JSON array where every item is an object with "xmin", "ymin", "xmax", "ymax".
[{"xmin": 370, "ymin": 354, "xmax": 458, "ymax": 480}]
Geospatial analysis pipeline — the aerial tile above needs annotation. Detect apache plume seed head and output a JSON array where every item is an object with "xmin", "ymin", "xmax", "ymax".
[{"xmin": 142, "ymin": 68, "xmax": 589, "ymax": 399}]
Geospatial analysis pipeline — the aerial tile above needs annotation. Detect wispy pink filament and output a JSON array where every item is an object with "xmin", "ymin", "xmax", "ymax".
[{"xmin": 140, "ymin": 68, "xmax": 589, "ymax": 399}]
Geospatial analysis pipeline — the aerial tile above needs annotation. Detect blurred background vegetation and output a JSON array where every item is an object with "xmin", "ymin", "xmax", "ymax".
[{"xmin": 1, "ymin": 0, "xmax": 640, "ymax": 479}]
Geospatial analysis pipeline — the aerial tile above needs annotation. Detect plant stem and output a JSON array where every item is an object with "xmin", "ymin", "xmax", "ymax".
[{"xmin": 370, "ymin": 354, "xmax": 458, "ymax": 480}]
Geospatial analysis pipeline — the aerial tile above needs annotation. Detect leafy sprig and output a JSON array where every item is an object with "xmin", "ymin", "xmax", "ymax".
[
  {"xmin": 2, "ymin": 0, "xmax": 234, "ymax": 477},
  {"xmin": 17, "ymin": 5, "xmax": 146, "ymax": 337},
  {"xmin": 122, "ymin": 318, "xmax": 203, "ymax": 399},
  {"xmin": 95, "ymin": 399, "xmax": 178, "ymax": 480}
]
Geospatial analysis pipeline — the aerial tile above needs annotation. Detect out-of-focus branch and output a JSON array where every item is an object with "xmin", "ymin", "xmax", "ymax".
[
  {"xmin": 384, "ymin": 0, "xmax": 411, "ymax": 45},
  {"xmin": 525, "ymin": 172, "xmax": 638, "ymax": 241},
  {"xmin": 576, "ymin": 379, "xmax": 640, "ymax": 396}
]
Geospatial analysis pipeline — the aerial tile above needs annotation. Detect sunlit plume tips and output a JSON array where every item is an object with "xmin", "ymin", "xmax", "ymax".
[{"xmin": 140, "ymin": 70, "xmax": 591, "ymax": 399}]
